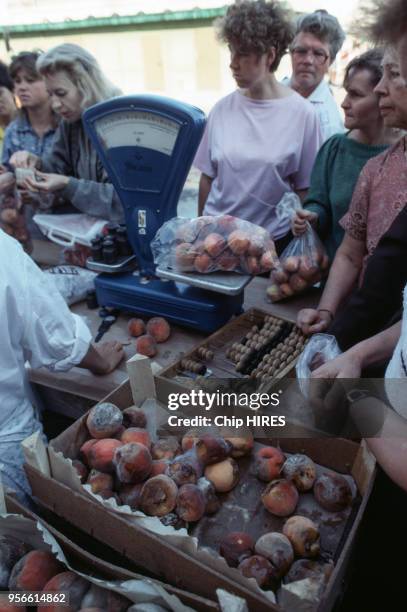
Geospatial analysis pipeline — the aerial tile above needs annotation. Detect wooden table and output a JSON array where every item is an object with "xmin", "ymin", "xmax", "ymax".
[{"xmin": 28, "ymin": 275, "xmax": 319, "ymax": 403}]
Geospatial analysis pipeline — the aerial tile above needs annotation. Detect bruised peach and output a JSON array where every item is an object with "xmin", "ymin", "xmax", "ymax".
[
  {"xmin": 113, "ymin": 442, "xmax": 152, "ymax": 483},
  {"xmin": 86, "ymin": 469, "xmax": 114, "ymax": 494},
  {"xmin": 196, "ymin": 477, "xmax": 220, "ymax": 514},
  {"xmin": 282, "ymin": 454, "xmax": 316, "ymax": 492},
  {"xmin": 151, "ymin": 437, "xmax": 181, "ymax": 460},
  {"xmin": 166, "ymin": 449, "xmax": 203, "ymax": 485},
  {"xmin": 0, "ymin": 538, "xmax": 29, "ymax": 590},
  {"xmin": 255, "ymin": 532, "xmax": 294, "ymax": 578},
  {"xmin": 72, "ymin": 459, "xmax": 88, "ymax": 483},
  {"xmin": 181, "ymin": 429, "xmax": 202, "ymax": 452},
  {"xmin": 228, "ymin": 230, "xmax": 250, "ymax": 255},
  {"xmin": 283, "ymin": 516, "xmax": 320, "ymax": 558},
  {"xmin": 204, "ymin": 232, "xmax": 226, "ymax": 258},
  {"xmin": 140, "ymin": 474, "xmax": 178, "ymax": 516},
  {"xmin": 314, "ymin": 472, "xmax": 353, "ymax": 512},
  {"xmin": 261, "ymin": 479, "xmax": 299, "ymax": 517},
  {"xmin": 174, "ymin": 242, "xmax": 196, "ymax": 269},
  {"xmin": 176, "ymin": 483, "xmax": 206, "ymax": 522},
  {"xmin": 204, "ymin": 457, "xmax": 239, "ymax": 493},
  {"xmin": 86, "ymin": 403, "xmax": 123, "ymax": 439},
  {"xmin": 9, "ymin": 551, "xmax": 63, "ymax": 592},
  {"xmin": 38, "ymin": 571, "xmax": 89, "ymax": 612},
  {"xmin": 88, "ymin": 439, "xmax": 123, "ymax": 473},
  {"xmin": 127, "ymin": 318, "xmax": 146, "ymax": 337},
  {"xmin": 220, "ymin": 532, "xmax": 254, "ymax": 567},
  {"xmin": 79, "ymin": 439, "xmax": 98, "ymax": 466},
  {"xmin": 146, "ymin": 317, "xmax": 171, "ymax": 343},
  {"xmin": 253, "ymin": 446, "xmax": 285, "ymax": 482},
  {"xmin": 150, "ymin": 459, "xmax": 169, "ymax": 476},
  {"xmin": 238, "ymin": 555, "xmax": 275, "ymax": 588},
  {"xmin": 135, "ymin": 334, "xmax": 157, "ymax": 357},
  {"xmin": 119, "ymin": 482, "xmax": 144, "ymax": 509},
  {"xmin": 194, "ymin": 253, "xmax": 213, "ymax": 273},
  {"xmin": 222, "ymin": 432, "xmax": 254, "ymax": 458},
  {"xmin": 122, "ymin": 407, "xmax": 147, "ymax": 428},
  {"xmin": 195, "ymin": 435, "xmax": 231, "ymax": 465},
  {"xmin": 121, "ymin": 427, "xmax": 151, "ymax": 449}
]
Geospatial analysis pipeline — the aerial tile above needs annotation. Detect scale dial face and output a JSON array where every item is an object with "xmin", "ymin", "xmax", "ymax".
[{"xmin": 95, "ymin": 110, "xmax": 180, "ymax": 156}]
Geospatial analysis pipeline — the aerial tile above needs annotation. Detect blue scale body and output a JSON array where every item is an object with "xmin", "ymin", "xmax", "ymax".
[{"xmin": 82, "ymin": 95, "xmax": 243, "ymax": 332}]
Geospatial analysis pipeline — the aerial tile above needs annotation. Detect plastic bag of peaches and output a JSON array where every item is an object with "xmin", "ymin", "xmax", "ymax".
[
  {"xmin": 151, "ymin": 215, "xmax": 279, "ymax": 275},
  {"xmin": 266, "ymin": 193, "xmax": 329, "ymax": 302}
]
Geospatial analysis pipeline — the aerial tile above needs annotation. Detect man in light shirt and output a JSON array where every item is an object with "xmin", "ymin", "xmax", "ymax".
[{"xmin": 284, "ymin": 9, "xmax": 346, "ymax": 142}]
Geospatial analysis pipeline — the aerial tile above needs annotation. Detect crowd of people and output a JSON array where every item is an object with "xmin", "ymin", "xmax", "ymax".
[{"xmin": 0, "ymin": 0, "xmax": 406, "ymax": 523}]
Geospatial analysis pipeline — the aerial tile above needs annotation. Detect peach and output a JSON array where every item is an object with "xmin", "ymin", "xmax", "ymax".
[
  {"xmin": 204, "ymin": 457, "xmax": 239, "ymax": 493},
  {"xmin": 114, "ymin": 442, "xmax": 152, "ymax": 483},
  {"xmin": 127, "ymin": 318, "xmax": 146, "ymax": 337},
  {"xmin": 80, "ymin": 583, "xmax": 107, "ymax": 609},
  {"xmin": 282, "ymin": 454, "xmax": 316, "ymax": 492},
  {"xmin": 228, "ymin": 230, "xmax": 250, "ymax": 255},
  {"xmin": 146, "ymin": 317, "xmax": 171, "ymax": 343},
  {"xmin": 9, "ymin": 550, "xmax": 63, "ymax": 592},
  {"xmin": 121, "ymin": 427, "xmax": 151, "ymax": 448},
  {"xmin": 122, "ymin": 406, "xmax": 147, "ymax": 428},
  {"xmin": 220, "ymin": 532, "xmax": 254, "ymax": 567},
  {"xmin": 150, "ymin": 459, "xmax": 169, "ymax": 476},
  {"xmin": 273, "ymin": 267, "xmax": 289, "ymax": 284},
  {"xmin": 112, "ymin": 425, "xmax": 126, "ymax": 440},
  {"xmin": 79, "ymin": 439, "xmax": 98, "ymax": 466},
  {"xmin": 216, "ymin": 214, "xmax": 237, "ymax": 234},
  {"xmin": 283, "ymin": 516, "xmax": 320, "ymax": 558},
  {"xmin": 176, "ymin": 483, "xmax": 206, "ymax": 522},
  {"xmin": 255, "ymin": 532, "xmax": 294, "ymax": 578},
  {"xmin": 244, "ymin": 256, "xmax": 262, "ymax": 275},
  {"xmin": 194, "ymin": 253, "xmax": 213, "ymax": 273},
  {"xmin": 140, "ymin": 474, "xmax": 178, "ymax": 516},
  {"xmin": 38, "ymin": 571, "xmax": 89, "ymax": 612},
  {"xmin": 195, "ymin": 435, "xmax": 231, "ymax": 465},
  {"xmin": 72, "ymin": 460, "xmax": 88, "ymax": 483},
  {"xmin": 266, "ymin": 284, "xmax": 283, "ymax": 302},
  {"xmin": 135, "ymin": 334, "xmax": 157, "ymax": 357},
  {"xmin": 248, "ymin": 234, "xmax": 266, "ymax": 257},
  {"xmin": 218, "ymin": 250, "xmax": 238, "ymax": 272},
  {"xmin": 261, "ymin": 479, "xmax": 299, "ymax": 517},
  {"xmin": 204, "ymin": 232, "xmax": 226, "ymax": 258},
  {"xmin": 222, "ymin": 432, "xmax": 254, "ymax": 458},
  {"xmin": 260, "ymin": 251, "xmax": 275, "ymax": 272},
  {"xmin": 283, "ymin": 256, "xmax": 299, "ymax": 273},
  {"xmin": 174, "ymin": 242, "xmax": 196, "ymax": 269},
  {"xmin": 166, "ymin": 449, "xmax": 203, "ymax": 485},
  {"xmin": 196, "ymin": 477, "xmax": 220, "ymax": 514},
  {"xmin": 181, "ymin": 429, "xmax": 202, "ymax": 452},
  {"xmin": 299, "ymin": 256, "xmax": 319, "ymax": 281},
  {"xmin": 289, "ymin": 273, "xmax": 308, "ymax": 294},
  {"xmin": 285, "ymin": 559, "xmax": 334, "ymax": 584},
  {"xmin": 88, "ymin": 439, "xmax": 123, "ymax": 473},
  {"xmin": 86, "ymin": 469, "xmax": 114, "ymax": 494},
  {"xmin": 119, "ymin": 483, "xmax": 144, "ymax": 509},
  {"xmin": 253, "ymin": 446, "xmax": 285, "ymax": 482},
  {"xmin": 280, "ymin": 283, "xmax": 295, "ymax": 298},
  {"xmin": 0, "ymin": 537, "xmax": 28, "ymax": 589},
  {"xmin": 151, "ymin": 437, "xmax": 181, "ymax": 460},
  {"xmin": 238, "ymin": 555, "xmax": 275, "ymax": 588},
  {"xmin": 314, "ymin": 472, "xmax": 353, "ymax": 512},
  {"xmin": 86, "ymin": 403, "xmax": 123, "ymax": 439}
]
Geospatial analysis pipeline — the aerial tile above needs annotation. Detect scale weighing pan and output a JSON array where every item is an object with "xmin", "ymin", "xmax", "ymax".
[
  {"xmin": 156, "ymin": 264, "xmax": 251, "ymax": 296},
  {"xmin": 82, "ymin": 95, "xmax": 245, "ymax": 332}
]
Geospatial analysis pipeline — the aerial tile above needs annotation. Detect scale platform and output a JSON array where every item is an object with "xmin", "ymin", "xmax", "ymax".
[
  {"xmin": 156, "ymin": 265, "xmax": 251, "ymax": 296},
  {"xmin": 95, "ymin": 271, "xmax": 244, "ymax": 333}
]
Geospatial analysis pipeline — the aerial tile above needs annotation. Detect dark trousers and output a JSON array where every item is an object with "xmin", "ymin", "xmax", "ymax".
[{"xmin": 329, "ymin": 205, "xmax": 407, "ymax": 352}]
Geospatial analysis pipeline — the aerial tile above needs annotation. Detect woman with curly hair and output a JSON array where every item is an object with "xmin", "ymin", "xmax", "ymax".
[{"xmin": 194, "ymin": 0, "xmax": 322, "ymax": 253}]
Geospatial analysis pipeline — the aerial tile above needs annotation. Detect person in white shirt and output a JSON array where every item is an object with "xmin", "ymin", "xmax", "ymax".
[
  {"xmin": 284, "ymin": 9, "xmax": 346, "ymax": 142},
  {"xmin": 0, "ymin": 229, "xmax": 124, "ymax": 502}
]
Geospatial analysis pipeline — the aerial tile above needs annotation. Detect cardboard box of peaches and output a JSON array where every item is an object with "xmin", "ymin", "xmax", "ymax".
[{"xmin": 24, "ymin": 356, "xmax": 376, "ymax": 612}]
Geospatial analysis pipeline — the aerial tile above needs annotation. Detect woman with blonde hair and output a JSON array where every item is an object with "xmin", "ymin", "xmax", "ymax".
[{"xmin": 10, "ymin": 43, "xmax": 123, "ymax": 221}]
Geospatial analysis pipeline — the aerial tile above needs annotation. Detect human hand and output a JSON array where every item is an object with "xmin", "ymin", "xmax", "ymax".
[
  {"xmin": 23, "ymin": 171, "xmax": 69, "ymax": 193},
  {"xmin": 93, "ymin": 340, "xmax": 125, "ymax": 375},
  {"xmin": 311, "ymin": 351, "xmax": 362, "ymax": 380},
  {"xmin": 291, "ymin": 210, "xmax": 318, "ymax": 236},
  {"xmin": 9, "ymin": 151, "xmax": 40, "ymax": 169},
  {"xmin": 297, "ymin": 308, "xmax": 332, "ymax": 335}
]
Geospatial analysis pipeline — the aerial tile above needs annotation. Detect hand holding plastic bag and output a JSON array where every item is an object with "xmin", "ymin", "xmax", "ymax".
[
  {"xmin": 296, "ymin": 333, "xmax": 342, "ymax": 397},
  {"xmin": 266, "ymin": 193, "xmax": 329, "ymax": 302}
]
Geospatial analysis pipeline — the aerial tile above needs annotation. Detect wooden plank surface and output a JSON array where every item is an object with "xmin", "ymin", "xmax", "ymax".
[{"xmin": 28, "ymin": 243, "xmax": 320, "ymax": 402}]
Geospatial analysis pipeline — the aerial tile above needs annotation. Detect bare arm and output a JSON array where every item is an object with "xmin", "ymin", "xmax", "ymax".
[
  {"xmin": 366, "ymin": 434, "xmax": 407, "ymax": 492},
  {"xmin": 198, "ymin": 173, "xmax": 213, "ymax": 216},
  {"xmin": 78, "ymin": 341, "xmax": 124, "ymax": 375}
]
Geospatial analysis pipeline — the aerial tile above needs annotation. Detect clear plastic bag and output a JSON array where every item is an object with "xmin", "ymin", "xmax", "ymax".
[
  {"xmin": 151, "ymin": 215, "xmax": 279, "ymax": 275},
  {"xmin": 296, "ymin": 333, "xmax": 342, "ymax": 397},
  {"xmin": 266, "ymin": 193, "xmax": 329, "ymax": 302},
  {"xmin": 44, "ymin": 265, "xmax": 97, "ymax": 305}
]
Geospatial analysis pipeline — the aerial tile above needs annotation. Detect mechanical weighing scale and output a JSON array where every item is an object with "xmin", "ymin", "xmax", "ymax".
[{"xmin": 83, "ymin": 95, "xmax": 251, "ymax": 333}]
